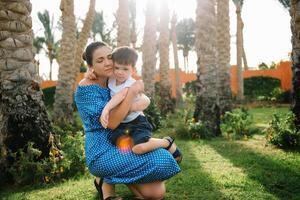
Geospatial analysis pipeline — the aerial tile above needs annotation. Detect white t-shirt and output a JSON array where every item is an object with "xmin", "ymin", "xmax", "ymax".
[{"xmin": 108, "ymin": 76, "xmax": 142, "ymax": 123}]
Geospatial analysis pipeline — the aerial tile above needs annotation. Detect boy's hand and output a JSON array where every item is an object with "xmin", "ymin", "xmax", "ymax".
[
  {"xmin": 101, "ymin": 108, "xmax": 110, "ymax": 128},
  {"xmin": 131, "ymin": 80, "xmax": 144, "ymax": 94},
  {"xmin": 84, "ymin": 68, "xmax": 97, "ymax": 80}
]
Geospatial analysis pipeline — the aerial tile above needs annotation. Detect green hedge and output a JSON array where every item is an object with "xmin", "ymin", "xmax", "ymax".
[
  {"xmin": 244, "ymin": 76, "xmax": 281, "ymax": 101},
  {"xmin": 42, "ymin": 86, "xmax": 56, "ymax": 108}
]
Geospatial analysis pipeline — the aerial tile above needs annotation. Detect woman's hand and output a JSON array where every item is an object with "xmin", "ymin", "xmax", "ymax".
[
  {"xmin": 84, "ymin": 68, "xmax": 97, "ymax": 80},
  {"xmin": 130, "ymin": 80, "xmax": 144, "ymax": 95},
  {"xmin": 101, "ymin": 107, "xmax": 110, "ymax": 128}
]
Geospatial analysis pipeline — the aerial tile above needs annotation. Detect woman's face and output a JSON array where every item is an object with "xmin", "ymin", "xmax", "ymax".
[{"xmin": 90, "ymin": 46, "xmax": 113, "ymax": 78}]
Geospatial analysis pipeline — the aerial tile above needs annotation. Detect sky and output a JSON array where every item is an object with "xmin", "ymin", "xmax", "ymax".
[{"xmin": 31, "ymin": 0, "xmax": 291, "ymax": 80}]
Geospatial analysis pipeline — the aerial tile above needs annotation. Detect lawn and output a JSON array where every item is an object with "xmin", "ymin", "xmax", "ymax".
[{"xmin": 1, "ymin": 106, "xmax": 299, "ymax": 200}]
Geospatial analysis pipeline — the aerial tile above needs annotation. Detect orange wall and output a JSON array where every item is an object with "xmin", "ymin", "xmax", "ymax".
[
  {"xmin": 40, "ymin": 61, "xmax": 292, "ymax": 98},
  {"xmin": 230, "ymin": 61, "xmax": 292, "ymax": 96}
]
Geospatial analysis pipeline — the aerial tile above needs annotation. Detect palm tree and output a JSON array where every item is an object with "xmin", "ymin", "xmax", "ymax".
[
  {"xmin": 117, "ymin": 0, "xmax": 130, "ymax": 46},
  {"xmin": 194, "ymin": 0, "xmax": 220, "ymax": 135},
  {"xmin": 278, "ymin": 0, "xmax": 300, "ymax": 126},
  {"xmin": 0, "ymin": 0, "xmax": 54, "ymax": 178},
  {"xmin": 176, "ymin": 18, "xmax": 195, "ymax": 72},
  {"xmin": 217, "ymin": 0, "xmax": 232, "ymax": 114},
  {"xmin": 37, "ymin": 10, "xmax": 59, "ymax": 80},
  {"xmin": 53, "ymin": 0, "xmax": 77, "ymax": 122},
  {"xmin": 129, "ymin": 0, "xmax": 137, "ymax": 48},
  {"xmin": 171, "ymin": 13, "xmax": 183, "ymax": 107},
  {"xmin": 158, "ymin": 0, "xmax": 172, "ymax": 115},
  {"xmin": 232, "ymin": 0, "xmax": 245, "ymax": 100},
  {"xmin": 142, "ymin": 0, "xmax": 158, "ymax": 98},
  {"xmin": 91, "ymin": 11, "xmax": 115, "ymax": 45},
  {"xmin": 73, "ymin": 0, "xmax": 96, "ymax": 88}
]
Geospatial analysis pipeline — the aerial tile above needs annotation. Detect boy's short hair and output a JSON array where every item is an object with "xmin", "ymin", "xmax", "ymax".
[{"xmin": 111, "ymin": 46, "xmax": 138, "ymax": 67}]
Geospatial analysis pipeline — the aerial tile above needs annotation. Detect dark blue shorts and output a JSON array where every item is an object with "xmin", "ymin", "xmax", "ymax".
[{"xmin": 110, "ymin": 115, "xmax": 153, "ymax": 145}]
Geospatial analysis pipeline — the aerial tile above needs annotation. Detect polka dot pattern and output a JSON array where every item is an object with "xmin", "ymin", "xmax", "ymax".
[{"xmin": 74, "ymin": 84, "xmax": 181, "ymax": 184}]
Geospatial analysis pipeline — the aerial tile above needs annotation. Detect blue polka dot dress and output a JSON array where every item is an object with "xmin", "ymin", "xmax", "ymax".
[{"xmin": 74, "ymin": 84, "xmax": 181, "ymax": 184}]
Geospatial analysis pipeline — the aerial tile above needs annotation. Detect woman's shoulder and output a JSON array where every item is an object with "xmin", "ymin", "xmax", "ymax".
[{"xmin": 78, "ymin": 78, "xmax": 94, "ymax": 86}]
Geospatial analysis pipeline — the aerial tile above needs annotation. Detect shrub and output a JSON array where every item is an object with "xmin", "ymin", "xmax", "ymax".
[
  {"xmin": 42, "ymin": 86, "xmax": 56, "ymax": 108},
  {"xmin": 221, "ymin": 108, "xmax": 255, "ymax": 139},
  {"xmin": 174, "ymin": 118, "xmax": 211, "ymax": 140},
  {"xmin": 244, "ymin": 76, "xmax": 281, "ymax": 101},
  {"xmin": 144, "ymin": 99, "xmax": 162, "ymax": 131},
  {"xmin": 6, "ymin": 119, "xmax": 86, "ymax": 186},
  {"xmin": 266, "ymin": 112, "xmax": 300, "ymax": 149}
]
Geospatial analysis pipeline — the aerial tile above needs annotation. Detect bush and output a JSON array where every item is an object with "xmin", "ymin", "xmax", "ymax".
[
  {"xmin": 244, "ymin": 76, "xmax": 281, "ymax": 101},
  {"xmin": 266, "ymin": 112, "xmax": 300, "ymax": 149},
  {"xmin": 221, "ymin": 108, "xmax": 256, "ymax": 139},
  {"xmin": 144, "ymin": 99, "xmax": 162, "ymax": 131},
  {"xmin": 42, "ymin": 86, "xmax": 56, "ymax": 108},
  {"xmin": 174, "ymin": 118, "xmax": 211, "ymax": 139},
  {"xmin": 6, "ymin": 119, "xmax": 86, "ymax": 186}
]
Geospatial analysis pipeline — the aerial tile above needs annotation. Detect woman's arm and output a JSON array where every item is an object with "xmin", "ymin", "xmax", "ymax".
[
  {"xmin": 100, "ymin": 88, "xmax": 129, "ymax": 128},
  {"xmin": 106, "ymin": 80, "xmax": 144, "ymax": 129},
  {"xmin": 130, "ymin": 94, "xmax": 150, "ymax": 112}
]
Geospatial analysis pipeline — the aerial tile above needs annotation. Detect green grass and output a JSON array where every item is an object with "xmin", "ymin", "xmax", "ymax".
[
  {"xmin": 248, "ymin": 106, "xmax": 290, "ymax": 128},
  {"xmin": 1, "ymin": 107, "xmax": 300, "ymax": 200}
]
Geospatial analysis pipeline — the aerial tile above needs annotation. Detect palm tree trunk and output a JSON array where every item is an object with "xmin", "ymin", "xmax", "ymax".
[
  {"xmin": 142, "ymin": 0, "xmax": 157, "ymax": 98},
  {"xmin": 158, "ymin": 0, "xmax": 172, "ymax": 115},
  {"xmin": 53, "ymin": 0, "xmax": 77, "ymax": 122},
  {"xmin": 0, "ymin": 0, "xmax": 54, "ymax": 180},
  {"xmin": 129, "ymin": 0, "xmax": 137, "ymax": 49},
  {"xmin": 171, "ymin": 13, "xmax": 183, "ymax": 108},
  {"xmin": 290, "ymin": 0, "xmax": 300, "ymax": 127},
  {"xmin": 194, "ymin": 0, "xmax": 220, "ymax": 136},
  {"xmin": 241, "ymin": 18, "xmax": 248, "ymax": 70},
  {"xmin": 217, "ymin": 0, "xmax": 232, "ymax": 114},
  {"xmin": 236, "ymin": 1, "xmax": 244, "ymax": 101},
  {"xmin": 73, "ymin": 0, "xmax": 96, "ymax": 90},
  {"xmin": 117, "ymin": 0, "xmax": 130, "ymax": 46}
]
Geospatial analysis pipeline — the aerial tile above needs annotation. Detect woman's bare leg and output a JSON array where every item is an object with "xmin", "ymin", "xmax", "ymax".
[
  {"xmin": 95, "ymin": 177, "xmax": 117, "ymax": 199},
  {"xmin": 127, "ymin": 181, "xmax": 166, "ymax": 200}
]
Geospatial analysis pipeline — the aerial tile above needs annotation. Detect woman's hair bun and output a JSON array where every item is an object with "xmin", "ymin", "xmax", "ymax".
[{"xmin": 82, "ymin": 52, "xmax": 87, "ymax": 61}]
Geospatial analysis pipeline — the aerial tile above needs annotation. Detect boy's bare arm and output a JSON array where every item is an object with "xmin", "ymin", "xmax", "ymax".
[
  {"xmin": 130, "ymin": 93, "xmax": 150, "ymax": 112},
  {"xmin": 105, "ymin": 88, "xmax": 129, "ymax": 111}
]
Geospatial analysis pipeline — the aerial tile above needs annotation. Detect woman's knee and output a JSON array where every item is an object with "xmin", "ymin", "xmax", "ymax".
[{"xmin": 139, "ymin": 183, "xmax": 166, "ymax": 200}]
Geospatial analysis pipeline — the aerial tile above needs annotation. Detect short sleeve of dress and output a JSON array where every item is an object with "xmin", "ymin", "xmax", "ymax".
[{"xmin": 74, "ymin": 85, "xmax": 111, "ymax": 131}]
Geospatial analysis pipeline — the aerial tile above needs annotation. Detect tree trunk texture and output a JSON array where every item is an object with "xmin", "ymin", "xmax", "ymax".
[
  {"xmin": 72, "ymin": 0, "xmax": 95, "ymax": 90},
  {"xmin": 53, "ymin": 0, "xmax": 76, "ymax": 122},
  {"xmin": 217, "ymin": 0, "xmax": 232, "ymax": 114},
  {"xmin": 129, "ymin": 0, "xmax": 137, "ymax": 49},
  {"xmin": 236, "ymin": 2, "xmax": 244, "ymax": 101},
  {"xmin": 142, "ymin": 0, "xmax": 157, "ymax": 98},
  {"xmin": 290, "ymin": 0, "xmax": 300, "ymax": 127},
  {"xmin": 194, "ymin": 0, "xmax": 221, "ymax": 136},
  {"xmin": 171, "ymin": 13, "xmax": 183, "ymax": 108},
  {"xmin": 117, "ymin": 0, "xmax": 130, "ymax": 46},
  {"xmin": 158, "ymin": 0, "xmax": 172, "ymax": 115},
  {"xmin": 241, "ymin": 18, "xmax": 248, "ymax": 70},
  {"xmin": 0, "ymin": 0, "xmax": 53, "ymax": 182}
]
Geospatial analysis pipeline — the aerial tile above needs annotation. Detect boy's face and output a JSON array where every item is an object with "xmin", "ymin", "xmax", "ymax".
[{"xmin": 113, "ymin": 62, "xmax": 134, "ymax": 83}]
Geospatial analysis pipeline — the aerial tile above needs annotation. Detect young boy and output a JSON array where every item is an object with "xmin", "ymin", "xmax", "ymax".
[{"xmin": 100, "ymin": 46, "xmax": 182, "ymax": 161}]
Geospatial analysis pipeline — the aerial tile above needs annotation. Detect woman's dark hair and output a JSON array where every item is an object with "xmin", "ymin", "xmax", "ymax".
[{"xmin": 82, "ymin": 42, "xmax": 108, "ymax": 66}]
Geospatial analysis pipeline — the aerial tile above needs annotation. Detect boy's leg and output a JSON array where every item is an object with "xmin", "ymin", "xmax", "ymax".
[{"xmin": 132, "ymin": 138, "xmax": 169, "ymax": 154}]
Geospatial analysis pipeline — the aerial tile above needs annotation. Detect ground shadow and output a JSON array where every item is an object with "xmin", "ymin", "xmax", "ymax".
[
  {"xmin": 208, "ymin": 139, "xmax": 300, "ymax": 200},
  {"xmin": 111, "ymin": 141, "xmax": 228, "ymax": 200}
]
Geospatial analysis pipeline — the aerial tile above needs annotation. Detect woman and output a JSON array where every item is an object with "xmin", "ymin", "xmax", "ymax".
[{"xmin": 75, "ymin": 42, "xmax": 181, "ymax": 200}]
